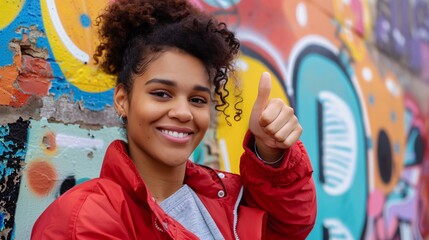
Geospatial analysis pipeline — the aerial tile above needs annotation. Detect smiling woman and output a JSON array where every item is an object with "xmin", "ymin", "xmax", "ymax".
[
  {"xmin": 118, "ymin": 50, "xmax": 212, "ymax": 173},
  {"xmin": 31, "ymin": 0, "xmax": 317, "ymax": 239}
]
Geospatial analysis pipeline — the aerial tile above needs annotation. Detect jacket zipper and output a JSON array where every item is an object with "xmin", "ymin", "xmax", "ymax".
[{"xmin": 233, "ymin": 187, "xmax": 244, "ymax": 240}]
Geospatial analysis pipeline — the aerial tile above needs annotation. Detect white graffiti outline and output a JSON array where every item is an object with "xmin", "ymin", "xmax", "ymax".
[
  {"xmin": 236, "ymin": 28, "xmax": 288, "ymax": 84},
  {"xmin": 46, "ymin": 0, "xmax": 90, "ymax": 63},
  {"xmin": 56, "ymin": 134, "xmax": 104, "ymax": 150}
]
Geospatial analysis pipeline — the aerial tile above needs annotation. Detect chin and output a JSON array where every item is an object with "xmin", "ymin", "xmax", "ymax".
[{"xmin": 161, "ymin": 156, "xmax": 189, "ymax": 168}]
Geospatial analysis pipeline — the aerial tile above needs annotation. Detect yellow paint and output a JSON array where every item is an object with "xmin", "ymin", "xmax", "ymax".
[
  {"xmin": 217, "ymin": 54, "xmax": 289, "ymax": 174},
  {"xmin": 40, "ymin": 0, "xmax": 115, "ymax": 92},
  {"xmin": 333, "ymin": 0, "xmax": 367, "ymax": 61},
  {"xmin": 0, "ymin": 0, "xmax": 25, "ymax": 29},
  {"xmin": 362, "ymin": 0, "xmax": 373, "ymax": 39},
  {"xmin": 339, "ymin": 26, "xmax": 367, "ymax": 61}
]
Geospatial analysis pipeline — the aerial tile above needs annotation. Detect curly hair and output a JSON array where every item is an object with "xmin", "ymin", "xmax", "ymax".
[{"xmin": 94, "ymin": 0, "xmax": 241, "ymax": 123}]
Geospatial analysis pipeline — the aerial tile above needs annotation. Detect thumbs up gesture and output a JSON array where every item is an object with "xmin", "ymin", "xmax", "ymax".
[{"xmin": 249, "ymin": 72, "xmax": 302, "ymax": 163}]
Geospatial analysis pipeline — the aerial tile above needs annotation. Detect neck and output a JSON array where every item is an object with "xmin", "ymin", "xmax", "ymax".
[
  {"xmin": 140, "ymin": 166, "xmax": 185, "ymax": 203},
  {"xmin": 128, "ymin": 145, "xmax": 186, "ymax": 203}
]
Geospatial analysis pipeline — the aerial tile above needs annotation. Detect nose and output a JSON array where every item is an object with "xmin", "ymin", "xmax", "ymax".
[{"xmin": 168, "ymin": 98, "xmax": 193, "ymax": 122}]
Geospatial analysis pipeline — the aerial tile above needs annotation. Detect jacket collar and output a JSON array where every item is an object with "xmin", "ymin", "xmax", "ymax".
[
  {"xmin": 99, "ymin": 140, "xmax": 151, "ymax": 206},
  {"xmin": 99, "ymin": 140, "xmax": 226, "ymax": 205},
  {"xmin": 185, "ymin": 161, "xmax": 226, "ymax": 198}
]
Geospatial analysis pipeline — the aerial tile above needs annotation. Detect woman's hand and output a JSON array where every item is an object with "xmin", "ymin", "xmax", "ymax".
[{"xmin": 248, "ymin": 72, "xmax": 302, "ymax": 163}]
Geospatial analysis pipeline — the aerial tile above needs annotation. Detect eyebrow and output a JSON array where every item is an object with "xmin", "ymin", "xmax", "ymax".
[
  {"xmin": 146, "ymin": 78, "xmax": 175, "ymax": 87},
  {"xmin": 146, "ymin": 78, "xmax": 211, "ymax": 94}
]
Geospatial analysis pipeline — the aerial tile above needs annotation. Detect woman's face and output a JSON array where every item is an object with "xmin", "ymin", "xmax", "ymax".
[{"xmin": 115, "ymin": 50, "xmax": 211, "ymax": 168}]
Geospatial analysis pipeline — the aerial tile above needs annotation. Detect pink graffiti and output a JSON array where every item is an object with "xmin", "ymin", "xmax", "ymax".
[
  {"xmin": 351, "ymin": 0, "xmax": 364, "ymax": 35},
  {"xmin": 368, "ymin": 190, "xmax": 385, "ymax": 218}
]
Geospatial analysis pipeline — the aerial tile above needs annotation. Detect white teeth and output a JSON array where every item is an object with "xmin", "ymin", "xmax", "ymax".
[{"xmin": 161, "ymin": 130, "xmax": 189, "ymax": 138}]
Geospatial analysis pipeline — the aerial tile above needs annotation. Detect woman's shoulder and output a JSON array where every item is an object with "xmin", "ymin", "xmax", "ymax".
[
  {"xmin": 32, "ymin": 177, "xmax": 128, "ymax": 239},
  {"xmin": 32, "ymin": 178, "xmax": 135, "ymax": 239},
  {"xmin": 56, "ymin": 177, "xmax": 129, "ymax": 216},
  {"xmin": 40, "ymin": 177, "xmax": 123, "ymax": 217}
]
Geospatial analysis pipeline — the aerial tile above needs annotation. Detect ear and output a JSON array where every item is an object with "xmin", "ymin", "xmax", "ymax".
[{"xmin": 114, "ymin": 84, "xmax": 129, "ymax": 117}]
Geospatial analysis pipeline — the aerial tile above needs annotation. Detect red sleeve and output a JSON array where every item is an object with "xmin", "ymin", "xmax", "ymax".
[
  {"xmin": 31, "ymin": 182, "xmax": 132, "ymax": 240},
  {"xmin": 240, "ymin": 130, "xmax": 317, "ymax": 240}
]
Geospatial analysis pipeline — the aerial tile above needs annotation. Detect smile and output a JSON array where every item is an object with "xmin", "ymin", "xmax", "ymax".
[{"xmin": 160, "ymin": 130, "xmax": 190, "ymax": 138}]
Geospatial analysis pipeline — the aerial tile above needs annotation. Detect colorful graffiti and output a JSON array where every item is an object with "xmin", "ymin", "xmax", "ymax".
[
  {"xmin": 1, "ymin": 0, "xmax": 429, "ymax": 239},
  {"xmin": 375, "ymin": 0, "xmax": 429, "ymax": 81},
  {"xmin": 204, "ymin": 0, "xmax": 428, "ymax": 239},
  {"xmin": 11, "ymin": 119, "xmax": 122, "ymax": 240},
  {"xmin": 0, "ymin": 119, "xmax": 29, "ymax": 239},
  {"xmin": 0, "ymin": 0, "xmax": 114, "ymax": 110}
]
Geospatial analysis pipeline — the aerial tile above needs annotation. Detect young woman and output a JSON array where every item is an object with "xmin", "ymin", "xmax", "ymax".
[{"xmin": 31, "ymin": 0, "xmax": 316, "ymax": 239}]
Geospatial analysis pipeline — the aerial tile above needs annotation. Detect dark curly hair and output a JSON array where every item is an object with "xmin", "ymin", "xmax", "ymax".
[{"xmin": 94, "ymin": 0, "xmax": 241, "ymax": 123}]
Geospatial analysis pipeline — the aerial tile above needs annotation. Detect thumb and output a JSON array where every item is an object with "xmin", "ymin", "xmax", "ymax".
[{"xmin": 253, "ymin": 72, "xmax": 272, "ymax": 112}]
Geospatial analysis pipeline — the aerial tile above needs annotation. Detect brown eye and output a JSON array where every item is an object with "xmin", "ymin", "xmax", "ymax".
[
  {"xmin": 151, "ymin": 90, "xmax": 171, "ymax": 99},
  {"xmin": 190, "ymin": 97, "xmax": 207, "ymax": 105}
]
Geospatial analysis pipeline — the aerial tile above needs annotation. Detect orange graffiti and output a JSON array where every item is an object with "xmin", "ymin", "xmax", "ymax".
[
  {"xmin": 355, "ymin": 57, "xmax": 405, "ymax": 193},
  {"xmin": 0, "ymin": 53, "xmax": 30, "ymax": 107},
  {"xmin": 26, "ymin": 160, "xmax": 57, "ymax": 197},
  {"xmin": 17, "ymin": 55, "xmax": 52, "ymax": 96},
  {"xmin": 282, "ymin": 1, "xmax": 341, "ymax": 51},
  {"xmin": 41, "ymin": 132, "xmax": 57, "ymax": 155}
]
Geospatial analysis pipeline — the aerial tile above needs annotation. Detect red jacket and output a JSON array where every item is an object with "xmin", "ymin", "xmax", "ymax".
[{"xmin": 32, "ymin": 131, "xmax": 316, "ymax": 239}]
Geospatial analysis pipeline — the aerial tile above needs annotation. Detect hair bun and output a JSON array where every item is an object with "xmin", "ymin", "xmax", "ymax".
[{"xmin": 94, "ymin": 0, "xmax": 197, "ymax": 75}]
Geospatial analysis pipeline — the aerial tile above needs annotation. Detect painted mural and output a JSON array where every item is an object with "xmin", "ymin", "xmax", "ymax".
[
  {"xmin": 12, "ymin": 119, "xmax": 122, "ymax": 240},
  {"xmin": 1, "ymin": 0, "xmax": 428, "ymax": 239}
]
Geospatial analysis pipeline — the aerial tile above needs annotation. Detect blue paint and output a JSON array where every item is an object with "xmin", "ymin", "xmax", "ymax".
[
  {"xmin": 367, "ymin": 137, "xmax": 373, "ymax": 149},
  {"xmin": 192, "ymin": 141, "xmax": 204, "ymax": 165},
  {"xmin": 76, "ymin": 177, "xmax": 91, "ymax": 185},
  {"xmin": 49, "ymin": 62, "xmax": 114, "ymax": 111},
  {"xmin": 35, "ymin": 28, "xmax": 50, "ymax": 50},
  {"xmin": 404, "ymin": 109, "xmax": 412, "ymax": 134},
  {"xmin": 10, "ymin": 224, "xmax": 15, "ymax": 239},
  {"xmin": 0, "ymin": 1, "xmax": 43, "ymax": 66},
  {"xmin": 80, "ymin": 14, "xmax": 91, "ymax": 28},
  {"xmin": 294, "ymin": 48, "xmax": 367, "ymax": 240},
  {"xmin": 390, "ymin": 111, "xmax": 397, "ymax": 122},
  {"xmin": 5, "ymin": 167, "xmax": 13, "ymax": 176},
  {"xmin": 0, "ymin": 24, "xmax": 23, "ymax": 66},
  {"xmin": 0, "ymin": 125, "xmax": 10, "ymax": 137},
  {"xmin": 0, "ymin": 122, "xmax": 29, "ymax": 240},
  {"xmin": 404, "ymin": 129, "xmax": 419, "ymax": 165},
  {"xmin": 0, "ymin": 162, "xmax": 6, "ymax": 176},
  {"xmin": 394, "ymin": 141, "xmax": 400, "ymax": 154},
  {"xmin": 0, "ymin": 140, "xmax": 14, "ymax": 155},
  {"xmin": 14, "ymin": 149, "xmax": 27, "ymax": 158},
  {"xmin": 339, "ymin": 51, "xmax": 350, "ymax": 70},
  {"xmin": 0, "ymin": 43, "xmax": 15, "ymax": 66},
  {"xmin": 203, "ymin": 0, "xmax": 240, "ymax": 8},
  {"xmin": 368, "ymin": 94, "xmax": 375, "ymax": 105},
  {"xmin": 0, "ymin": 211, "xmax": 5, "ymax": 231}
]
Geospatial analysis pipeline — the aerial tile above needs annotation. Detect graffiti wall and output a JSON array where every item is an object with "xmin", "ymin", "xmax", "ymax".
[{"xmin": 1, "ymin": 0, "xmax": 428, "ymax": 239}]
